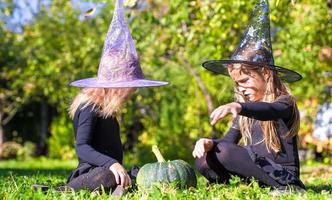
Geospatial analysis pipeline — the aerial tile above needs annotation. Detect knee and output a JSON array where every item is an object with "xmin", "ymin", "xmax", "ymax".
[
  {"xmin": 66, "ymin": 167, "xmax": 117, "ymax": 191},
  {"xmin": 92, "ymin": 168, "xmax": 116, "ymax": 187},
  {"xmin": 214, "ymin": 142, "xmax": 235, "ymax": 164},
  {"xmin": 195, "ymin": 155, "xmax": 210, "ymax": 173}
]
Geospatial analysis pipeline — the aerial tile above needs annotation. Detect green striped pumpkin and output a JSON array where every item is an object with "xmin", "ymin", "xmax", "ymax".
[{"xmin": 136, "ymin": 145, "xmax": 197, "ymax": 189}]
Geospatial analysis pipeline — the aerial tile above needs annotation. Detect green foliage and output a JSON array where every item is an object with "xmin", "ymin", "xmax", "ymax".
[
  {"xmin": 48, "ymin": 114, "xmax": 75, "ymax": 160},
  {"xmin": 272, "ymin": 0, "xmax": 332, "ymax": 97},
  {"xmin": 16, "ymin": 141, "xmax": 37, "ymax": 161},
  {"xmin": 0, "ymin": 141, "xmax": 36, "ymax": 160},
  {"xmin": 0, "ymin": 141, "xmax": 23, "ymax": 159}
]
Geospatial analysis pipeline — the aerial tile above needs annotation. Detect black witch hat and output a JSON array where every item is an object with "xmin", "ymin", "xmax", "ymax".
[{"xmin": 202, "ymin": 0, "xmax": 302, "ymax": 83}]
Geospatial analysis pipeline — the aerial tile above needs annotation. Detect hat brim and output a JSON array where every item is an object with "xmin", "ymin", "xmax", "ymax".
[
  {"xmin": 70, "ymin": 78, "xmax": 169, "ymax": 88},
  {"xmin": 202, "ymin": 60, "xmax": 302, "ymax": 83}
]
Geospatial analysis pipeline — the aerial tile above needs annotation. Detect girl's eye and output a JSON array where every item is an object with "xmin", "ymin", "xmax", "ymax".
[{"xmin": 239, "ymin": 78, "xmax": 249, "ymax": 84}]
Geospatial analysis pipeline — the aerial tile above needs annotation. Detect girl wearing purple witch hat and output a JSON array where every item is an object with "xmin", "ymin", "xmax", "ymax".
[
  {"xmin": 192, "ymin": 0, "xmax": 305, "ymax": 192},
  {"xmin": 66, "ymin": 0, "xmax": 168, "ymax": 193},
  {"xmin": 33, "ymin": 0, "xmax": 167, "ymax": 195}
]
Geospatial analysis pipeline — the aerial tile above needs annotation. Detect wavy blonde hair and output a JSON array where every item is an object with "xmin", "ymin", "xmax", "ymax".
[
  {"xmin": 232, "ymin": 65, "xmax": 300, "ymax": 153},
  {"xmin": 69, "ymin": 88, "xmax": 135, "ymax": 118}
]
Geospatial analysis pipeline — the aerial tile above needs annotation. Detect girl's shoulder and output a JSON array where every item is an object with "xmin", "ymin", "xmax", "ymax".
[
  {"xmin": 75, "ymin": 103, "xmax": 99, "ymax": 118},
  {"xmin": 275, "ymin": 94, "xmax": 296, "ymax": 105}
]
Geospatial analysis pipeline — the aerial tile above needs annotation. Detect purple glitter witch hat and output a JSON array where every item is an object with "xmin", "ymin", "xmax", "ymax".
[
  {"xmin": 202, "ymin": 0, "xmax": 302, "ymax": 83},
  {"xmin": 70, "ymin": 0, "xmax": 168, "ymax": 88}
]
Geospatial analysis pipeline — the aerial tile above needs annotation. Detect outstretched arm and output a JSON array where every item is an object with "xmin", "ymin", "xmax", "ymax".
[
  {"xmin": 209, "ymin": 95, "xmax": 294, "ymax": 124},
  {"xmin": 239, "ymin": 95, "xmax": 294, "ymax": 121}
]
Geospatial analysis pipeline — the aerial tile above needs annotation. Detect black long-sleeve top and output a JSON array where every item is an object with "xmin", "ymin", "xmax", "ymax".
[
  {"xmin": 213, "ymin": 95, "xmax": 300, "ymax": 175},
  {"xmin": 73, "ymin": 104, "xmax": 123, "ymax": 169}
]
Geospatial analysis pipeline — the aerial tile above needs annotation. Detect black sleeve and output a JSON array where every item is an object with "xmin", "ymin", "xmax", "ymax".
[
  {"xmin": 213, "ymin": 117, "xmax": 242, "ymax": 145},
  {"xmin": 75, "ymin": 107, "xmax": 118, "ymax": 168},
  {"xmin": 238, "ymin": 95, "xmax": 294, "ymax": 121}
]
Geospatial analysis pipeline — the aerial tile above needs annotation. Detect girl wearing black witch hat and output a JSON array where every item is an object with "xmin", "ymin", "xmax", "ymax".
[{"xmin": 192, "ymin": 0, "xmax": 305, "ymax": 192}]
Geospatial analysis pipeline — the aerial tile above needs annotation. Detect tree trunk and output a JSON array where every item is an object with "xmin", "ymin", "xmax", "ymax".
[
  {"xmin": 182, "ymin": 59, "xmax": 214, "ymax": 114},
  {"xmin": 124, "ymin": 118, "xmax": 143, "ymax": 151},
  {"xmin": 162, "ymin": 56, "xmax": 220, "ymax": 138},
  {"xmin": 39, "ymin": 101, "xmax": 49, "ymax": 155},
  {"xmin": 182, "ymin": 59, "xmax": 219, "ymax": 138},
  {"xmin": 0, "ymin": 105, "xmax": 18, "ymax": 158},
  {"xmin": 0, "ymin": 115, "xmax": 3, "ymax": 158}
]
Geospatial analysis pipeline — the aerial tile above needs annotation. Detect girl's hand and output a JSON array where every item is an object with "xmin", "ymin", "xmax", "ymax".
[
  {"xmin": 109, "ymin": 163, "xmax": 132, "ymax": 188},
  {"xmin": 210, "ymin": 102, "xmax": 242, "ymax": 125},
  {"xmin": 192, "ymin": 138, "xmax": 214, "ymax": 159}
]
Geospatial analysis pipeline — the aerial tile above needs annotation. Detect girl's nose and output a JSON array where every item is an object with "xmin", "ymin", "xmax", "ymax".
[{"xmin": 238, "ymin": 86, "xmax": 246, "ymax": 93}]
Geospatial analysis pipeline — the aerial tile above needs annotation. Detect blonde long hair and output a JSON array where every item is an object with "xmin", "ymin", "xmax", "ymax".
[
  {"xmin": 234, "ymin": 66, "xmax": 300, "ymax": 153},
  {"xmin": 69, "ymin": 88, "xmax": 135, "ymax": 118}
]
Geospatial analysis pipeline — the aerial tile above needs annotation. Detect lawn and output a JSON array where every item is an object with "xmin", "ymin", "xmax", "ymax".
[{"xmin": 0, "ymin": 158, "xmax": 331, "ymax": 200}]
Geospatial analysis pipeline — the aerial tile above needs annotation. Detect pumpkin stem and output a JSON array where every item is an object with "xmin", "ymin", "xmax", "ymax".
[{"xmin": 152, "ymin": 145, "xmax": 166, "ymax": 162}]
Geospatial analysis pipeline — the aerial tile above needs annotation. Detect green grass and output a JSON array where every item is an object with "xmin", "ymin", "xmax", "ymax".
[{"xmin": 0, "ymin": 158, "xmax": 331, "ymax": 199}]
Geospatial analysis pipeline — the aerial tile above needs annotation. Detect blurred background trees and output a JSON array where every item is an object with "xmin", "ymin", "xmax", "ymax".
[{"xmin": 0, "ymin": 0, "xmax": 331, "ymax": 164}]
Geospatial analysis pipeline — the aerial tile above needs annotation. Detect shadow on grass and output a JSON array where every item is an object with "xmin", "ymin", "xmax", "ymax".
[
  {"xmin": 306, "ymin": 184, "xmax": 332, "ymax": 193},
  {"xmin": 0, "ymin": 168, "xmax": 71, "ymax": 177}
]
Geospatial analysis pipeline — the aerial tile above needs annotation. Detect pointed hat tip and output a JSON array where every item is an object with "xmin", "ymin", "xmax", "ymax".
[{"xmin": 115, "ymin": 0, "xmax": 124, "ymax": 10}]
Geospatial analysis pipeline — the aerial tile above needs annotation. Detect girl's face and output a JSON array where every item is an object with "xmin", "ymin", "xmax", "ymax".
[{"xmin": 228, "ymin": 64, "xmax": 269, "ymax": 102}]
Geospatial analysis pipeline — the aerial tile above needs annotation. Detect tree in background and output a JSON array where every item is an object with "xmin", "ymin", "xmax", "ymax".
[{"xmin": 0, "ymin": 22, "xmax": 28, "ymax": 156}]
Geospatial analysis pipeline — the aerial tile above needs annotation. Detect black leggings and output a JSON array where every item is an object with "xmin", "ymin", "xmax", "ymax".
[
  {"xmin": 66, "ymin": 167, "xmax": 117, "ymax": 191},
  {"xmin": 65, "ymin": 166, "xmax": 139, "ymax": 192},
  {"xmin": 195, "ymin": 141, "xmax": 281, "ymax": 187}
]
